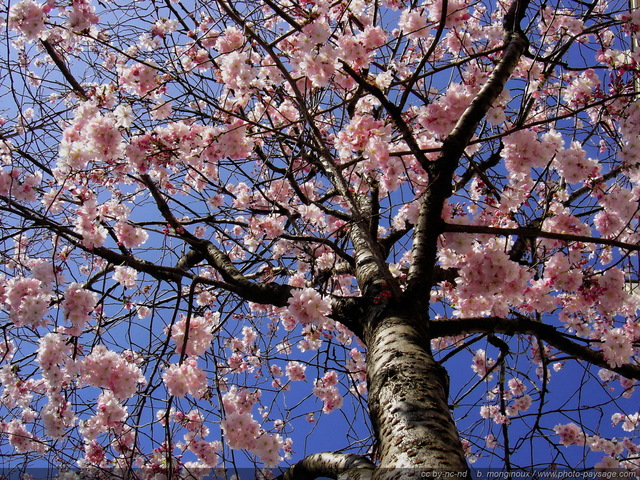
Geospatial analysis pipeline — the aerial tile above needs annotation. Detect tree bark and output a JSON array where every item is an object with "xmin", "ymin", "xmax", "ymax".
[
  {"xmin": 365, "ymin": 308, "xmax": 470, "ymax": 478},
  {"xmin": 280, "ymin": 452, "xmax": 375, "ymax": 480}
]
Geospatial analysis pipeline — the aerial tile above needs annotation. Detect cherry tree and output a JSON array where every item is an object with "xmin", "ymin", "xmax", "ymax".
[{"xmin": 0, "ymin": 0, "xmax": 639, "ymax": 477}]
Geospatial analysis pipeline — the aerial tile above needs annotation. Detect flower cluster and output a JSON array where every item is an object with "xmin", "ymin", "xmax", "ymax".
[
  {"xmin": 114, "ymin": 221, "xmax": 149, "ymax": 249},
  {"xmin": 62, "ymin": 283, "xmax": 97, "ymax": 335},
  {"xmin": 285, "ymin": 361, "xmax": 307, "ymax": 382},
  {"xmin": 5, "ymin": 276, "xmax": 50, "ymax": 327},
  {"xmin": 79, "ymin": 345, "xmax": 146, "ymax": 399},
  {"xmin": 313, "ymin": 371, "xmax": 344, "ymax": 414},
  {"xmin": 8, "ymin": 0, "xmax": 47, "ymax": 40},
  {"xmin": 113, "ymin": 266, "xmax": 138, "ymax": 289},
  {"xmin": 0, "ymin": 419, "xmax": 46, "ymax": 454},
  {"xmin": 163, "ymin": 358, "xmax": 208, "ymax": 398},
  {"xmin": 118, "ymin": 62, "xmax": 160, "ymax": 97},
  {"xmin": 471, "ymin": 349, "xmax": 495, "ymax": 380},
  {"xmin": 601, "ymin": 328, "xmax": 635, "ymax": 368},
  {"xmin": 79, "ymin": 390, "xmax": 128, "ymax": 441},
  {"xmin": 220, "ymin": 410, "xmax": 284, "ymax": 467},
  {"xmin": 285, "ymin": 288, "xmax": 332, "ymax": 326},
  {"xmin": 170, "ymin": 313, "xmax": 217, "ymax": 357}
]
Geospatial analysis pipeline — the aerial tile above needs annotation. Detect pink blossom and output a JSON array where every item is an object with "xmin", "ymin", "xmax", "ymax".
[
  {"xmin": 162, "ymin": 358, "xmax": 208, "ymax": 398},
  {"xmin": 137, "ymin": 305, "xmax": 151, "ymax": 319},
  {"xmin": 65, "ymin": 0, "xmax": 99, "ymax": 32},
  {"xmin": 270, "ymin": 364, "xmax": 283, "ymax": 377},
  {"xmin": 545, "ymin": 253, "xmax": 582, "ymax": 292},
  {"xmin": 501, "ymin": 128, "xmax": 554, "ymax": 174},
  {"xmin": 170, "ymin": 313, "xmax": 217, "ymax": 357},
  {"xmin": 41, "ymin": 399, "xmax": 75, "ymax": 438},
  {"xmin": 113, "ymin": 266, "xmax": 138, "ymax": 289},
  {"xmin": 0, "ymin": 338, "xmax": 15, "ymax": 363},
  {"xmin": 62, "ymin": 283, "xmax": 97, "ymax": 334},
  {"xmin": 2, "ymin": 419, "xmax": 46, "ymax": 454},
  {"xmin": 220, "ymin": 411, "xmax": 260, "ymax": 449},
  {"xmin": 538, "ymin": 7, "xmax": 585, "ymax": 39},
  {"xmin": 186, "ymin": 438, "xmax": 220, "ymax": 467},
  {"xmin": 399, "ymin": 8, "xmax": 428, "ymax": 39},
  {"xmin": 562, "ymin": 69, "xmax": 599, "ymax": 108},
  {"xmin": 95, "ymin": 390, "xmax": 127, "ymax": 429},
  {"xmin": 252, "ymin": 432, "xmax": 284, "ymax": 467},
  {"xmin": 115, "ymin": 222, "xmax": 149, "ymax": 248},
  {"xmin": 250, "ymin": 215, "xmax": 286, "ymax": 239},
  {"xmin": 8, "ymin": 0, "xmax": 47, "ymax": 40},
  {"xmin": 427, "ymin": 0, "xmax": 470, "ymax": 28},
  {"xmin": 471, "ymin": 349, "xmax": 495, "ymax": 380},
  {"xmin": 36, "ymin": 333, "xmax": 70, "ymax": 368},
  {"xmin": 507, "ymin": 394, "xmax": 532, "ymax": 416},
  {"xmin": 222, "ymin": 386, "xmax": 260, "ymax": 414},
  {"xmin": 554, "ymin": 422, "xmax": 586, "ymax": 446},
  {"xmin": 218, "ymin": 120, "xmax": 254, "ymax": 160},
  {"xmin": 219, "ymin": 51, "xmax": 257, "ymax": 92},
  {"xmin": 313, "ymin": 374, "xmax": 344, "ymax": 413},
  {"xmin": 285, "ymin": 288, "xmax": 332, "ymax": 325},
  {"xmin": 82, "ymin": 440, "xmax": 105, "ymax": 465},
  {"xmin": 5, "ymin": 276, "xmax": 50, "ymax": 327},
  {"xmin": 119, "ymin": 62, "xmax": 159, "ymax": 97},
  {"xmin": 285, "ymin": 361, "xmax": 307, "ymax": 382},
  {"xmin": 73, "ymin": 198, "xmax": 107, "ymax": 249},
  {"xmin": 215, "ymin": 26, "xmax": 244, "ymax": 53},
  {"xmin": 612, "ymin": 412, "xmax": 639, "ymax": 432},
  {"xmin": 508, "ymin": 378, "xmax": 527, "ymax": 396},
  {"xmin": 29, "ymin": 258, "xmax": 60, "ymax": 287},
  {"xmin": 79, "ymin": 345, "xmax": 146, "ymax": 399},
  {"xmin": 601, "ymin": 328, "xmax": 634, "ymax": 368},
  {"xmin": 554, "ymin": 141, "xmax": 599, "ymax": 184}
]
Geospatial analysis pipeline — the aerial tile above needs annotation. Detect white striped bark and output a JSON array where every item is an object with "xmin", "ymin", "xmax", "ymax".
[
  {"xmin": 366, "ymin": 312, "xmax": 470, "ymax": 478},
  {"xmin": 281, "ymin": 452, "xmax": 375, "ymax": 480}
]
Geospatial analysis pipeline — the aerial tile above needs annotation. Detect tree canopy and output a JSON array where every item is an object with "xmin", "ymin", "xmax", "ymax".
[{"xmin": 0, "ymin": 0, "xmax": 639, "ymax": 478}]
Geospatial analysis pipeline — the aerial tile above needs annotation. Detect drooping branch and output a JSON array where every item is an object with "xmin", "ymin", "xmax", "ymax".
[
  {"xmin": 430, "ymin": 316, "xmax": 640, "ymax": 380},
  {"xmin": 278, "ymin": 452, "xmax": 375, "ymax": 480}
]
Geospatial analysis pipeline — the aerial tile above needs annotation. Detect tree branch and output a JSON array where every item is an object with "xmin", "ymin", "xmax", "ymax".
[
  {"xmin": 443, "ymin": 223, "xmax": 640, "ymax": 252},
  {"xmin": 0, "ymin": 195, "xmax": 189, "ymax": 283},
  {"xmin": 278, "ymin": 452, "xmax": 375, "ymax": 480},
  {"xmin": 217, "ymin": 0, "xmax": 399, "ymax": 302},
  {"xmin": 405, "ymin": 0, "xmax": 530, "ymax": 306},
  {"xmin": 41, "ymin": 39, "xmax": 88, "ymax": 101},
  {"xmin": 140, "ymin": 174, "xmax": 298, "ymax": 306},
  {"xmin": 430, "ymin": 316, "xmax": 640, "ymax": 380}
]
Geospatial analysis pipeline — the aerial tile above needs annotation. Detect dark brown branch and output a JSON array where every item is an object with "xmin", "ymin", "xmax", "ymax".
[
  {"xmin": 443, "ymin": 223, "xmax": 640, "ymax": 252},
  {"xmin": 140, "ymin": 170, "xmax": 367, "ymax": 333},
  {"xmin": 454, "ymin": 144, "xmax": 503, "ymax": 192},
  {"xmin": 397, "ymin": 0, "xmax": 449, "ymax": 110},
  {"xmin": 218, "ymin": 0, "xmax": 399, "ymax": 301},
  {"xmin": 430, "ymin": 316, "xmax": 640, "ymax": 380},
  {"xmin": 41, "ymin": 39, "xmax": 88, "ymax": 101},
  {"xmin": 140, "ymin": 174, "xmax": 297, "ymax": 306},
  {"xmin": 339, "ymin": 61, "xmax": 431, "ymax": 170}
]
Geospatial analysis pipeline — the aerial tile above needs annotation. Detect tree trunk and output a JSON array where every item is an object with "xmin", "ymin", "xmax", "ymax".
[{"xmin": 365, "ymin": 307, "xmax": 470, "ymax": 478}]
